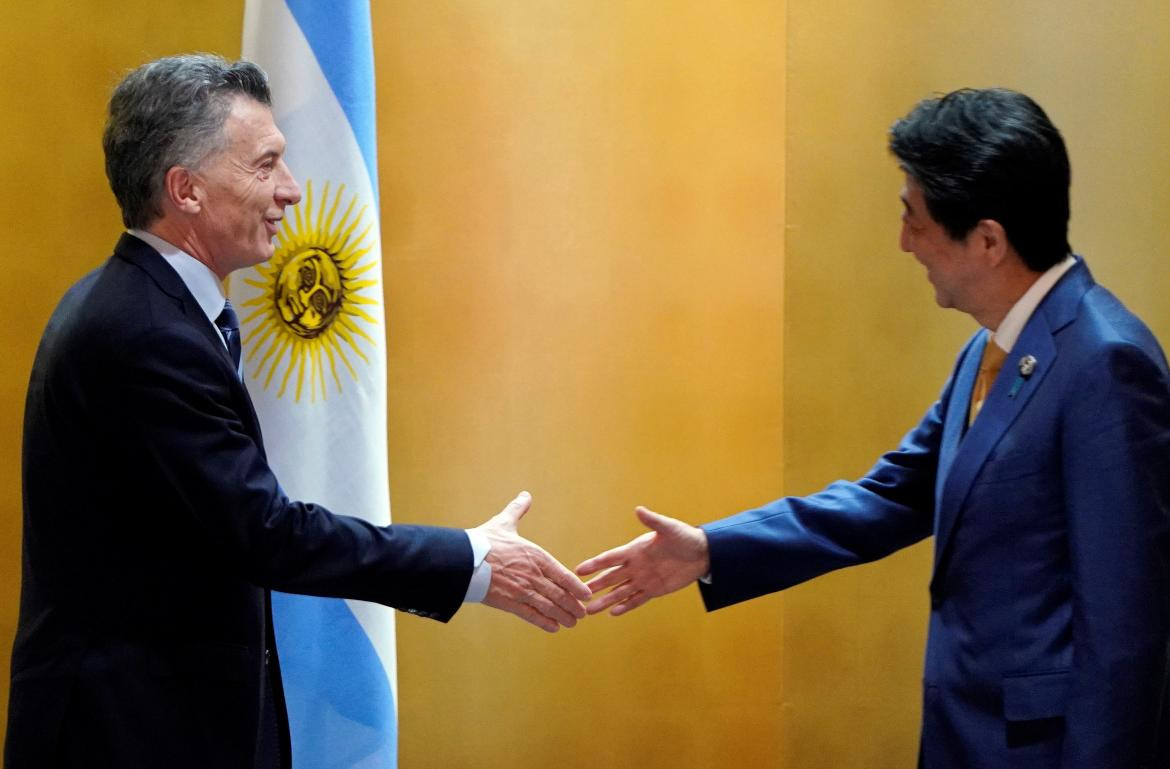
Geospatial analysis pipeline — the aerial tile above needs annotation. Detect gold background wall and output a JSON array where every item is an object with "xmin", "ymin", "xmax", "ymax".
[
  {"xmin": 377, "ymin": 4, "xmax": 785, "ymax": 766},
  {"xmin": 1, "ymin": 2, "xmax": 1167, "ymax": 768}
]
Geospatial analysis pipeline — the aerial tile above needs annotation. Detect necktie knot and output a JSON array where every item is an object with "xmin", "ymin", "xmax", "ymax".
[
  {"xmin": 979, "ymin": 341, "xmax": 1008, "ymax": 377},
  {"xmin": 968, "ymin": 336, "xmax": 1007, "ymax": 425},
  {"xmin": 216, "ymin": 300, "xmax": 242, "ymax": 373}
]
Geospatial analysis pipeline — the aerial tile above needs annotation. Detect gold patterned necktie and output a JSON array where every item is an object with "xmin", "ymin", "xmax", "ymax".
[{"xmin": 968, "ymin": 336, "xmax": 1008, "ymax": 425}]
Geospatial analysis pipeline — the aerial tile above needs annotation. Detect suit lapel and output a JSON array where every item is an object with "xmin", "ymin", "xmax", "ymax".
[
  {"xmin": 931, "ymin": 258, "xmax": 1093, "ymax": 582},
  {"xmin": 114, "ymin": 233, "xmax": 226, "ymax": 353},
  {"xmin": 113, "ymin": 234, "xmax": 266, "ymax": 446},
  {"xmin": 934, "ymin": 329, "xmax": 986, "ymax": 527}
]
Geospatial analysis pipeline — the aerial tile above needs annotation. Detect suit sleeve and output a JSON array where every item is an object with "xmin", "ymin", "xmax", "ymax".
[
  {"xmin": 1059, "ymin": 341, "xmax": 1170, "ymax": 767},
  {"xmin": 114, "ymin": 321, "xmax": 473, "ymax": 621},
  {"xmin": 698, "ymin": 380, "xmax": 948, "ymax": 610}
]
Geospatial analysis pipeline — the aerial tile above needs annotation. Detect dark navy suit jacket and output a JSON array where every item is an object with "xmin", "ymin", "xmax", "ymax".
[
  {"xmin": 7, "ymin": 234, "xmax": 473, "ymax": 769},
  {"xmin": 700, "ymin": 258, "xmax": 1170, "ymax": 768}
]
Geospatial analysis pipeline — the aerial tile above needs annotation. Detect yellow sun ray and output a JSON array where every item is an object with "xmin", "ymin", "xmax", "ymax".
[
  {"xmin": 263, "ymin": 334, "xmax": 294, "ymax": 389},
  {"xmin": 332, "ymin": 321, "xmax": 373, "ymax": 362},
  {"xmin": 344, "ymin": 308, "xmax": 379, "ymax": 329},
  {"xmin": 323, "ymin": 183, "xmax": 345, "ymax": 235},
  {"xmin": 313, "ymin": 342, "xmax": 326, "ymax": 402},
  {"xmin": 336, "ymin": 326, "xmax": 367, "ymax": 366},
  {"xmin": 324, "ymin": 331, "xmax": 358, "ymax": 381},
  {"xmin": 244, "ymin": 322, "xmax": 279, "ymax": 360},
  {"xmin": 321, "ymin": 337, "xmax": 342, "ymax": 392}
]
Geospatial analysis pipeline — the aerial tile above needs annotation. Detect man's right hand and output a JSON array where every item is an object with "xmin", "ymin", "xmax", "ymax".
[
  {"xmin": 575, "ymin": 506, "xmax": 710, "ymax": 617},
  {"xmin": 472, "ymin": 492, "xmax": 592, "ymax": 632}
]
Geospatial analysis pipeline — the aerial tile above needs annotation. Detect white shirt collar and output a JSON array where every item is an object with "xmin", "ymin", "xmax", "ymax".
[
  {"xmin": 127, "ymin": 229, "xmax": 226, "ymax": 327},
  {"xmin": 990, "ymin": 254, "xmax": 1077, "ymax": 352}
]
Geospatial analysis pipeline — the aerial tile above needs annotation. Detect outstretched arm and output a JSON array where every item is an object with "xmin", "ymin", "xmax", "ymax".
[{"xmin": 575, "ymin": 506, "xmax": 709, "ymax": 617}]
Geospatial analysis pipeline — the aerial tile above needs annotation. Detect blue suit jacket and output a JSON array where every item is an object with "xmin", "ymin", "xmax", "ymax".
[
  {"xmin": 699, "ymin": 258, "xmax": 1170, "ymax": 768},
  {"xmin": 7, "ymin": 234, "xmax": 474, "ymax": 769}
]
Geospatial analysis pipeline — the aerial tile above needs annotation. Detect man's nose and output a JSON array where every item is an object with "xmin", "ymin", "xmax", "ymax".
[{"xmin": 276, "ymin": 160, "xmax": 302, "ymax": 207}]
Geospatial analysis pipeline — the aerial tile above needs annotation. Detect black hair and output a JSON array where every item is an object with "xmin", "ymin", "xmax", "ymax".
[{"xmin": 889, "ymin": 88, "xmax": 1071, "ymax": 271}]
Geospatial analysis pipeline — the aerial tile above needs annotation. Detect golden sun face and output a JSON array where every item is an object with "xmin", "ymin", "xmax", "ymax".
[{"xmin": 241, "ymin": 179, "xmax": 380, "ymax": 402}]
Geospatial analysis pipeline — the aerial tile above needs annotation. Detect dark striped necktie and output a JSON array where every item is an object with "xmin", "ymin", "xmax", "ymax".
[{"xmin": 215, "ymin": 299, "xmax": 242, "ymax": 373}]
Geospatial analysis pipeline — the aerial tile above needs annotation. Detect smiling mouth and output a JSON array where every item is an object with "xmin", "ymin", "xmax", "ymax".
[{"xmin": 265, "ymin": 218, "xmax": 281, "ymax": 237}]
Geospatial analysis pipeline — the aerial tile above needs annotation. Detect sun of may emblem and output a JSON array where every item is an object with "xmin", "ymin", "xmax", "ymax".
[{"xmin": 241, "ymin": 180, "xmax": 380, "ymax": 402}]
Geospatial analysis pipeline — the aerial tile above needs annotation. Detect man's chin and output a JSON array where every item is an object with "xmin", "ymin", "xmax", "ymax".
[{"xmin": 235, "ymin": 248, "xmax": 276, "ymax": 273}]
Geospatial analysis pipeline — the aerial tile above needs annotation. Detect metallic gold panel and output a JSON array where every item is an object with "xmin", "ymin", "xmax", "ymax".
[{"xmin": 376, "ymin": 2, "xmax": 785, "ymax": 767}]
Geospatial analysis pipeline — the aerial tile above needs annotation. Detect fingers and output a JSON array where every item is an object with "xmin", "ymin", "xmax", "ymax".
[
  {"xmin": 484, "ymin": 538, "xmax": 588, "ymax": 630},
  {"xmin": 507, "ymin": 599, "xmax": 560, "ymax": 633},
  {"xmin": 634, "ymin": 505, "xmax": 676, "ymax": 534},
  {"xmin": 585, "ymin": 580, "xmax": 635, "ymax": 615},
  {"xmin": 584, "ymin": 580, "xmax": 652, "ymax": 617},
  {"xmin": 532, "ymin": 572, "xmax": 587, "ymax": 622},
  {"xmin": 577, "ymin": 508, "xmax": 666, "ymax": 576},
  {"xmin": 609, "ymin": 590, "xmax": 652, "ymax": 617},
  {"xmin": 575, "ymin": 545, "xmax": 627, "ymax": 578},
  {"xmin": 575, "ymin": 533, "xmax": 651, "ymax": 577},
  {"xmin": 496, "ymin": 490, "xmax": 532, "ymax": 528},
  {"xmin": 490, "ymin": 583, "xmax": 579, "ymax": 632},
  {"xmin": 539, "ymin": 549, "xmax": 593, "ymax": 603},
  {"xmin": 525, "ymin": 588, "xmax": 580, "ymax": 628},
  {"xmin": 583, "ymin": 565, "xmax": 627, "ymax": 594},
  {"xmin": 481, "ymin": 499, "xmax": 687, "ymax": 627},
  {"xmin": 487, "ymin": 493, "xmax": 590, "ymax": 602},
  {"xmin": 511, "ymin": 541, "xmax": 590, "ymax": 616}
]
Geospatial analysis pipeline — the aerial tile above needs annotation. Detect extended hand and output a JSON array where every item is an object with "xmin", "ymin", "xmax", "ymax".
[
  {"xmin": 473, "ymin": 492, "xmax": 592, "ymax": 633},
  {"xmin": 575, "ymin": 506, "xmax": 710, "ymax": 617}
]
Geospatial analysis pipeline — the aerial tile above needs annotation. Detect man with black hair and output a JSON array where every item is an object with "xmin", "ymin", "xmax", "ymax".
[{"xmin": 579, "ymin": 89, "xmax": 1170, "ymax": 768}]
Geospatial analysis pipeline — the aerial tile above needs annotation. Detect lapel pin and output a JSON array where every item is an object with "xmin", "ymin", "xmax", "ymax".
[{"xmin": 1008, "ymin": 355, "xmax": 1038, "ymax": 398}]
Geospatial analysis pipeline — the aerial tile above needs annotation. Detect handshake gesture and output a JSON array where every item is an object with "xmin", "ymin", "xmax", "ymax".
[{"xmin": 475, "ymin": 493, "xmax": 710, "ymax": 631}]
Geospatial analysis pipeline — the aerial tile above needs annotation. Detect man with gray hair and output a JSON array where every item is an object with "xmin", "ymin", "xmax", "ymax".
[{"xmin": 6, "ymin": 53, "xmax": 589, "ymax": 769}]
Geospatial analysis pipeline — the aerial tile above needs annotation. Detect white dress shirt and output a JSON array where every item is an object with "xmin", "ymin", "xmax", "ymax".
[{"xmin": 987, "ymin": 254, "xmax": 1077, "ymax": 352}]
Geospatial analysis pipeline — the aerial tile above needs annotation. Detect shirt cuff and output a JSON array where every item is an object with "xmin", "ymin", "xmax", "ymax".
[{"xmin": 462, "ymin": 528, "xmax": 492, "ymax": 603}]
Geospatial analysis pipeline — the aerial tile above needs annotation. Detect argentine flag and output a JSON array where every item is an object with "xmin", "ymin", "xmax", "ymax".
[{"xmin": 236, "ymin": 2, "xmax": 398, "ymax": 767}]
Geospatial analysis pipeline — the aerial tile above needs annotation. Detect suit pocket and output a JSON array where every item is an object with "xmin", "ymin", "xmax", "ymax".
[
  {"xmin": 1002, "ymin": 669, "xmax": 1070, "ymax": 721},
  {"xmin": 978, "ymin": 443, "xmax": 1054, "ymax": 484}
]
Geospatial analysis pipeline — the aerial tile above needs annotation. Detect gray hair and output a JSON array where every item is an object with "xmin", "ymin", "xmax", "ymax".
[{"xmin": 102, "ymin": 53, "xmax": 271, "ymax": 229}]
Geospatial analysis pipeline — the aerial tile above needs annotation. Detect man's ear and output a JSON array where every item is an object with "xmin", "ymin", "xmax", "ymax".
[
  {"xmin": 163, "ymin": 166, "xmax": 201, "ymax": 215},
  {"xmin": 972, "ymin": 218, "xmax": 1009, "ymax": 266}
]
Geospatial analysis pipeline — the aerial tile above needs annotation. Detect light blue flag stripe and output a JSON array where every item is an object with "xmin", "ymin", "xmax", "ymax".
[
  {"xmin": 284, "ymin": 0, "xmax": 380, "ymax": 196},
  {"xmin": 274, "ymin": 593, "xmax": 396, "ymax": 769}
]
